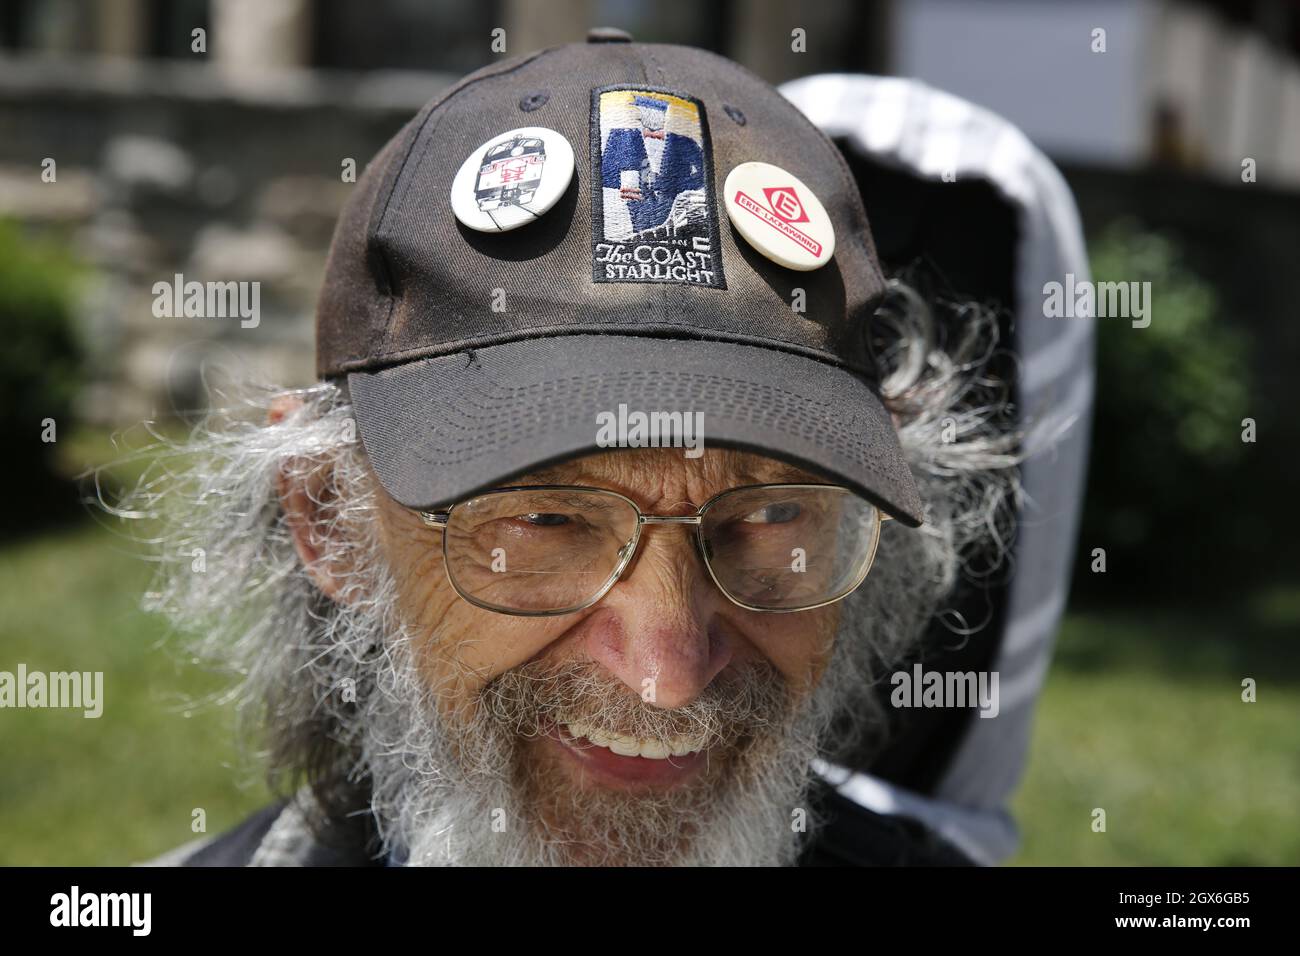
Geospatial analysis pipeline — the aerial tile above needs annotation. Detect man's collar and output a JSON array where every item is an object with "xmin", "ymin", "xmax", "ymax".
[{"xmin": 179, "ymin": 777, "xmax": 973, "ymax": 867}]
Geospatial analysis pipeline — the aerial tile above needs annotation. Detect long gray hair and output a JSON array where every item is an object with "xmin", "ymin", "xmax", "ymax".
[{"xmin": 101, "ymin": 279, "xmax": 1021, "ymax": 856}]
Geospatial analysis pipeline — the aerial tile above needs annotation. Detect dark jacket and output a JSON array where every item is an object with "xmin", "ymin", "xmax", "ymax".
[{"xmin": 166, "ymin": 778, "xmax": 974, "ymax": 867}]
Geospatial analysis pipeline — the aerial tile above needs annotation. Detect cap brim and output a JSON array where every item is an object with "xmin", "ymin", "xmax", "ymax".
[{"xmin": 347, "ymin": 335, "xmax": 923, "ymax": 527}]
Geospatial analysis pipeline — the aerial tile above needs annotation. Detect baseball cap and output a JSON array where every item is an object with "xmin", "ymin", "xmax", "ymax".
[{"xmin": 316, "ymin": 29, "xmax": 924, "ymax": 527}]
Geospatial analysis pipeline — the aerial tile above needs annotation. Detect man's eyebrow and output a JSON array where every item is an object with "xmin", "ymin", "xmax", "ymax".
[
  {"xmin": 733, "ymin": 457, "xmax": 823, "ymax": 484},
  {"xmin": 764, "ymin": 461, "xmax": 823, "ymax": 483},
  {"xmin": 508, "ymin": 465, "xmax": 584, "ymax": 485},
  {"xmin": 522, "ymin": 490, "xmax": 622, "ymax": 510},
  {"xmin": 515, "ymin": 458, "xmax": 821, "ymax": 488}
]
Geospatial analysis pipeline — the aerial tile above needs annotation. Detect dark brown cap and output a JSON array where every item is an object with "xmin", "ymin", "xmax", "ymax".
[{"xmin": 316, "ymin": 34, "xmax": 923, "ymax": 526}]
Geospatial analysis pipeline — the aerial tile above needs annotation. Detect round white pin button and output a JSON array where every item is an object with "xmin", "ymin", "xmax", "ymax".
[
  {"xmin": 450, "ymin": 126, "xmax": 574, "ymax": 232},
  {"xmin": 723, "ymin": 161, "xmax": 835, "ymax": 270}
]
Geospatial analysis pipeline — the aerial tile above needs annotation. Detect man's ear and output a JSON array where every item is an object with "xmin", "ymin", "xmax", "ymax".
[{"xmin": 270, "ymin": 393, "xmax": 354, "ymax": 604}]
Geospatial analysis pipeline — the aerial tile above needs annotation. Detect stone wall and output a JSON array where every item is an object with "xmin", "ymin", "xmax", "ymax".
[{"xmin": 0, "ymin": 53, "xmax": 450, "ymax": 423}]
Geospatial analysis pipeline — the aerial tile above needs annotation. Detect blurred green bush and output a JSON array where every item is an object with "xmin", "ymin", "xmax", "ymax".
[
  {"xmin": 1075, "ymin": 221, "xmax": 1264, "ymax": 600},
  {"xmin": 0, "ymin": 220, "xmax": 86, "ymax": 536}
]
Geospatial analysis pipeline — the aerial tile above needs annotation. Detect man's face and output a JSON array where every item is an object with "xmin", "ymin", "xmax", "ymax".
[{"xmin": 369, "ymin": 446, "xmax": 843, "ymax": 861}]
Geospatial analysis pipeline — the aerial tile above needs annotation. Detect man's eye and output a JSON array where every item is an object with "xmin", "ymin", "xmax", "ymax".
[
  {"xmin": 740, "ymin": 502, "xmax": 802, "ymax": 524},
  {"xmin": 519, "ymin": 512, "xmax": 570, "ymax": 527}
]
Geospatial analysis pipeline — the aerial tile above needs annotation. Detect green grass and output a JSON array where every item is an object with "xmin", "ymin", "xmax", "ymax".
[
  {"xmin": 0, "ymin": 521, "xmax": 269, "ymax": 865},
  {"xmin": 1010, "ymin": 602, "xmax": 1300, "ymax": 865},
  {"xmin": 1, "ymin": 514, "xmax": 1296, "ymax": 865}
]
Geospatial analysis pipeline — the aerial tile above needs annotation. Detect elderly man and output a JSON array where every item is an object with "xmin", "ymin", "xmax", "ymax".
[{"xmin": 138, "ymin": 32, "xmax": 1017, "ymax": 866}]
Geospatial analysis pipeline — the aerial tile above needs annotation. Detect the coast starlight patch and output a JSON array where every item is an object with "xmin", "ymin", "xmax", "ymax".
[{"xmin": 590, "ymin": 86, "xmax": 725, "ymax": 288}]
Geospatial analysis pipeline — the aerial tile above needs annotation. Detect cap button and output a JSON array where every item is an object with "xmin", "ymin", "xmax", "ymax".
[{"xmin": 587, "ymin": 26, "xmax": 633, "ymax": 43}]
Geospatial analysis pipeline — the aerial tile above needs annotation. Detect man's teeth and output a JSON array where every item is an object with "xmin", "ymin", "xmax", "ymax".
[{"xmin": 563, "ymin": 721, "xmax": 706, "ymax": 760}]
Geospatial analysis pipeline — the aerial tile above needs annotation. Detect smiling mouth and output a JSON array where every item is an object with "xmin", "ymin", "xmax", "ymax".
[
  {"xmin": 546, "ymin": 722, "xmax": 714, "ymax": 788},
  {"xmin": 562, "ymin": 720, "xmax": 708, "ymax": 759}
]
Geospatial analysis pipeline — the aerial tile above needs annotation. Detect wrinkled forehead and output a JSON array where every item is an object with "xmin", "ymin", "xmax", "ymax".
[{"xmin": 513, "ymin": 447, "xmax": 825, "ymax": 504}]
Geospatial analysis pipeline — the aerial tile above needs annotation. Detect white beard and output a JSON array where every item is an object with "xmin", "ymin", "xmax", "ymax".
[{"xmin": 355, "ymin": 622, "xmax": 850, "ymax": 867}]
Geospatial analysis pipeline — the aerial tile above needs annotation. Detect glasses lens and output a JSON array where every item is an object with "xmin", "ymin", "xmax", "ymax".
[
  {"xmin": 700, "ymin": 486, "xmax": 880, "ymax": 610},
  {"xmin": 443, "ymin": 489, "xmax": 639, "ymax": 614}
]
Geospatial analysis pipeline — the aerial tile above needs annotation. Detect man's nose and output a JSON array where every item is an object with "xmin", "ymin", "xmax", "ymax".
[{"xmin": 582, "ymin": 528, "xmax": 733, "ymax": 709}]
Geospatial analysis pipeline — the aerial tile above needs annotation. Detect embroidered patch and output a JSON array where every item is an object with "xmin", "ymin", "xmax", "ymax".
[{"xmin": 590, "ymin": 86, "xmax": 726, "ymax": 288}]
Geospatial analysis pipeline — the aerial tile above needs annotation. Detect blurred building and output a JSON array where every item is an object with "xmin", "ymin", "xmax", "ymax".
[
  {"xmin": 893, "ymin": 0, "xmax": 1300, "ymax": 185},
  {"xmin": 1, "ymin": 0, "xmax": 1298, "ymax": 422}
]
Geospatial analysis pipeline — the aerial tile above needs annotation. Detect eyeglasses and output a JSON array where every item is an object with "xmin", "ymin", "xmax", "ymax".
[{"xmin": 412, "ymin": 483, "xmax": 889, "ymax": 616}]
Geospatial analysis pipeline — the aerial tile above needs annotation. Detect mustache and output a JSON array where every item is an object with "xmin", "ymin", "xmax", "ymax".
[{"xmin": 478, "ymin": 659, "xmax": 793, "ymax": 752}]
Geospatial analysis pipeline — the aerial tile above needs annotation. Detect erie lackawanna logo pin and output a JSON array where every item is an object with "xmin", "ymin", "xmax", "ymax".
[
  {"xmin": 590, "ymin": 86, "xmax": 726, "ymax": 288},
  {"xmin": 723, "ymin": 162, "xmax": 835, "ymax": 271}
]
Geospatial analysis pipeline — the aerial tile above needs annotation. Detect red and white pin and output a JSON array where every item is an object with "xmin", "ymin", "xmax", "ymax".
[
  {"xmin": 451, "ymin": 126, "xmax": 574, "ymax": 233},
  {"xmin": 723, "ymin": 162, "xmax": 835, "ymax": 270}
]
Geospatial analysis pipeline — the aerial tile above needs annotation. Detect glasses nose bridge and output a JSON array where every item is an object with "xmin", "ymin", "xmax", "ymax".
[
  {"xmin": 616, "ymin": 511, "xmax": 710, "ymax": 596},
  {"xmin": 638, "ymin": 513, "xmax": 702, "ymax": 526}
]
